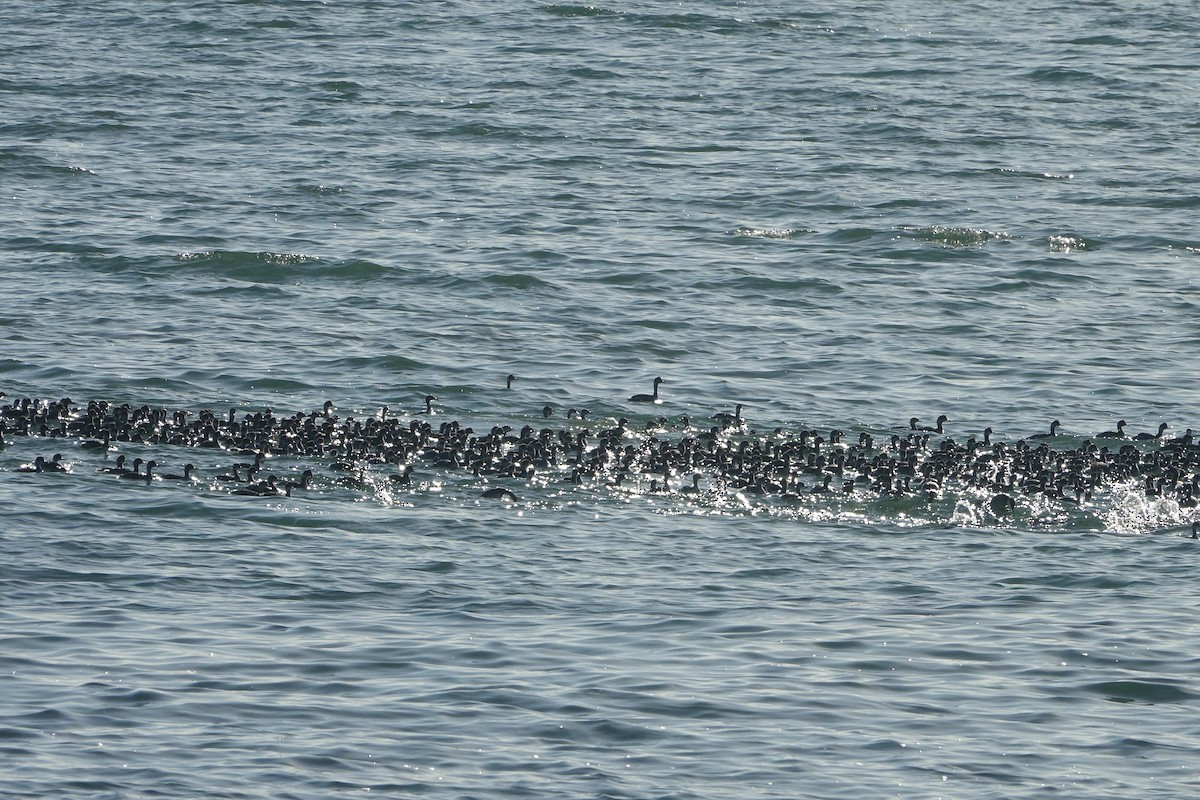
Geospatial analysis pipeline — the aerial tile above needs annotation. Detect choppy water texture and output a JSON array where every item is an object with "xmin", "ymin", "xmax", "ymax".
[{"xmin": 3, "ymin": 1, "xmax": 1200, "ymax": 797}]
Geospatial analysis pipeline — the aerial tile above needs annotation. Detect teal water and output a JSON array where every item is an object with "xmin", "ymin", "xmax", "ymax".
[{"xmin": 3, "ymin": 2, "xmax": 1200, "ymax": 797}]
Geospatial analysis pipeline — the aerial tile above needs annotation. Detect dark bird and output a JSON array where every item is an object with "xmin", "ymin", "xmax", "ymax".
[
  {"xmin": 120, "ymin": 459, "xmax": 156, "ymax": 482},
  {"xmin": 712, "ymin": 404, "xmax": 745, "ymax": 429},
  {"xmin": 1029, "ymin": 420, "xmax": 1062, "ymax": 439},
  {"xmin": 15, "ymin": 456, "xmax": 46, "ymax": 473},
  {"xmin": 116, "ymin": 457, "xmax": 146, "ymax": 479},
  {"xmin": 234, "ymin": 474, "xmax": 282, "ymax": 496},
  {"xmin": 100, "ymin": 454, "xmax": 130, "ymax": 475},
  {"xmin": 1134, "ymin": 422, "xmax": 1169, "ymax": 441},
  {"xmin": 79, "ymin": 431, "xmax": 112, "ymax": 451},
  {"xmin": 990, "ymin": 493, "xmax": 1015, "ymax": 516},
  {"xmin": 630, "ymin": 377, "xmax": 664, "ymax": 404},
  {"xmin": 919, "ymin": 415, "xmax": 949, "ymax": 434},
  {"xmin": 160, "ymin": 463, "xmax": 196, "ymax": 481},
  {"xmin": 44, "ymin": 453, "xmax": 70, "ymax": 473}
]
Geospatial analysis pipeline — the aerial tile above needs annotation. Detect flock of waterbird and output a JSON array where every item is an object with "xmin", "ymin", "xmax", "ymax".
[{"xmin": 2, "ymin": 380, "xmax": 1199, "ymax": 533}]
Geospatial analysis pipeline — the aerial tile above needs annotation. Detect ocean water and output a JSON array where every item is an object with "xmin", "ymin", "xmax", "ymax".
[{"xmin": 3, "ymin": 1, "xmax": 1200, "ymax": 797}]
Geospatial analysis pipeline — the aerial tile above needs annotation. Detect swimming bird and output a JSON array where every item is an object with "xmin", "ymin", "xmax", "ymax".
[
  {"xmin": 1028, "ymin": 420, "xmax": 1062, "ymax": 439},
  {"xmin": 100, "ymin": 454, "xmax": 130, "ymax": 475},
  {"xmin": 712, "ymin": 404, "xmax": 745, "ymax": 429},
  {"xmin": 333, "ymin": 468, "xmax": 370, "ymax": 490},
  {"xmin": 1192, "ymin": 521, "xmax": 1199, "ymax": 540},
  {"xmin": 232, "ymin": 474, "xmax": 281, "ymax": 496},
  {"xmin": 919, "ymin": 415, "xmax": 949, "ymax": 434},
  {"xmin": 630, "ymin": 377, "xmax": 664, "ymax": 404},
  {"xmin": 120, "ymin": 459, "xmax": 156, "ymax": 482},
  {"xmin": 159, "ymin": 463, "xmax": 196, "ymax": 481},
  {"xmin": 1134, "ymin": 422, "xmax": 1169, "ymax": 441},
  {"xmin": 44, "ymin": 453, "xmax": 70, "ymax": 473},
  {"xmin": 421, "ymin": 394, "xmax": 437, "ymax": 415},
  {"xmin": 482, "ymin": 486, "xmax": 518, "ymax": 501},
  {"xmin": 289, "ymin": 469, "xmax": 314, "ymax": 490},
  {"xmin": 79, "ymin": 430, "xmax": 112, "ymax": 451},
  {"xmin": 1096, "ymin": 420, "xmax": 1127, "ymax": 439},
  {"xmin": 15, "ymin": 456, "xmax": 46, "ymax": 473},
  {"xmin": 506, "ymin": 374, "xmax": 516, "ymax": 390},
  {"xmin": 114, "ymin": 457, "xmax": 145, "ymax": 479},
  {"xmin": 234, "ymin": 451, "xmax": 266, "ymax": 473},
  {"xmin": 810, "ymin": 474, "xmax": 834, "ymax": 494},
  {"xmin": 215, "ymin": 464, "xmax": 243, "ymax": 482}
]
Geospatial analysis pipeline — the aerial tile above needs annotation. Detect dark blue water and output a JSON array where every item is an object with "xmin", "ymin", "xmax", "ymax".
[{"xmin": 4, "ymin": 2, "xmax": 1200, "ymax": 797}]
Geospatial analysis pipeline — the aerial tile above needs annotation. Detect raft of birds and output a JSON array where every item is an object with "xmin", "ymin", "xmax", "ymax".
[{"xmin": 2, "ymin": 383, "xmax": 1199, "ymax": 526}]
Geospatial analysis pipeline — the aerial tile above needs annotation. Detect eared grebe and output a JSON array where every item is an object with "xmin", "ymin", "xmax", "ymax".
[
  {"xmin": 630, "ymin": 377, "xmax": 664, "ymax": 404},
  {"xmin": 115, "ymin": 457, "xmax": 145, "ymax": 479},
  {"xmin": 1134, "ymin": 422, "xmax": 1169, "ymax": 441},
  {"xmin": 15, "ymin": 456, "xmax": 46, "ymax": 473},
  {"xmin": 160, "ymin": 463, "xmax": 196, "ymax": 481},
  {"xmin": 120, "ymin": 459, "xmax": 156, "ymax": 482},
  {"xmin": 100, "ymin": 454, "xmax": 129, "ymax": 475},
  {"xmin": 712, "ymin": 404, "xmax": 744, "ymax": 428},
  {"xmin": 79, "ymin": 430, "xmax": 112, "ymax": 451},
  {"xmin": 919, "ymin": 415, "xmax": 949, "ymax": 433},
  {"xmin": 1029, "ymin": 420, "xmax": 1061, "ymax": 439},
  {"xmin": 44, "ymin": 453, "xmax": 70, "ymax": 473}
]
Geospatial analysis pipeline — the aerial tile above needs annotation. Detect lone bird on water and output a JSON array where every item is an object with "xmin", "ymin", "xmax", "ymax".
[{"xmin": 630, "ymin": 377, "xmax": 664, "ymax": 404}]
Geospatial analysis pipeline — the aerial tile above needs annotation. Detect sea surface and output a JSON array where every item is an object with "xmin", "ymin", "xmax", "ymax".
[{"xmin": 3, "ymin": 1, "xmax": 1200, "ymax": 797}]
